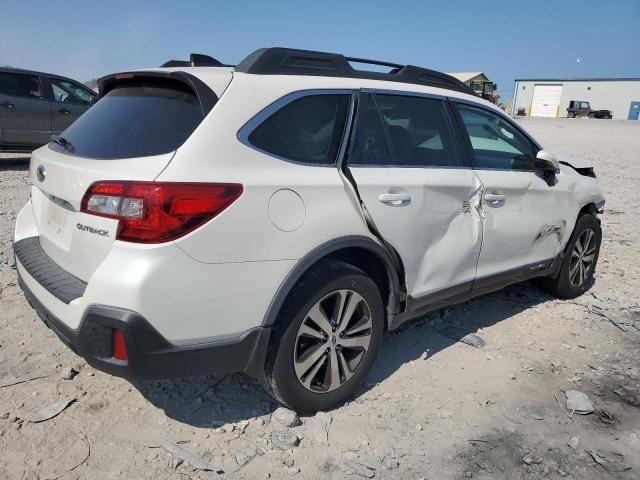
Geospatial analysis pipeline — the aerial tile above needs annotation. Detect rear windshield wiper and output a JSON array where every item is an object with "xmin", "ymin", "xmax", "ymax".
[{"xmin": 50, "ymin": 135, "xmax": 75, "ymax": 152}]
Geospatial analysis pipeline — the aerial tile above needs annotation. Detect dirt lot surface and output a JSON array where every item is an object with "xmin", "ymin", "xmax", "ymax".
[{"xmin": 1, "ymin": 118, "xmax": 639, "ymax": 480}]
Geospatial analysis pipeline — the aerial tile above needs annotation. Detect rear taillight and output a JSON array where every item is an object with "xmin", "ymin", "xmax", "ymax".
[{"xmin": 80, "ymin": 181, "xmax": 243, "ymax": 243}]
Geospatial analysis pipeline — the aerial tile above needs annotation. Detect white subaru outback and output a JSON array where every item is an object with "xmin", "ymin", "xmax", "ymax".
[{"xmin": 14, "ymin": 48, "xmax": 605, "ymax": 412}]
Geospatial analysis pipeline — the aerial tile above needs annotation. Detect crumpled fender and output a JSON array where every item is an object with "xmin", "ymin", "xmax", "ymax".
[{"xmin": 557, "ymin": 154, "xmax": 592, "ymax": 169}]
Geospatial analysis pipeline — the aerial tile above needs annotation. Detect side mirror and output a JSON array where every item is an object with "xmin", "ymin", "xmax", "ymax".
[{"xmin": 536, "ymin": 150, "xmax": 560, "ymax": 174}]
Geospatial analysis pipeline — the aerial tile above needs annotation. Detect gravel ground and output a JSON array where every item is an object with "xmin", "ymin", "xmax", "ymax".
[{"xmin": 1, "ymin": 118, "xmax": 639, "ymax": 480}]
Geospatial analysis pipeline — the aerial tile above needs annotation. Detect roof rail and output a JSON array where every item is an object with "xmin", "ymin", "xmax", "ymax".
[
  {"xmin": 160, "ymin": 53, "xmax": 224, "ymax": 68},
  {"xmin": 235, "ymin": 48, "xmax": 476, "ymax": 96}
]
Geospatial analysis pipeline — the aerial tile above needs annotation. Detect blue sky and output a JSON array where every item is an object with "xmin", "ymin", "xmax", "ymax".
[{"xmin": 1, "ymin": 0, "xmax": 638, "ymax": 103}]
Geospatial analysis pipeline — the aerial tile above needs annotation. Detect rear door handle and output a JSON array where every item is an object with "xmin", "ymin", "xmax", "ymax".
[
  {"xmin": 1, "ymin": 101, "xmax": 15, "ymax": 109},
  {"xmin": 484, "ymin": 191, "xmax": 505, "ymax": 205},
  {"xmin": 58, "ymin": 108, "xmax": 71, "ymax": 115},
  {"xmin": 379, "ymin": 192, "xmax": 412, "ymax": 206}
]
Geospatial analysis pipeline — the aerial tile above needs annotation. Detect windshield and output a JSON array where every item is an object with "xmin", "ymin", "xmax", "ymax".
[{"xmin": 49, "ymin": 85, "xmax": 205, "ymax": 159}]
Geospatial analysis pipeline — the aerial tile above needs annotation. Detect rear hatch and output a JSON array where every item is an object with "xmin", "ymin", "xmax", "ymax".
[{"xmin": 28, "ymin": 70, "xmax": 231, "ymax": 282}]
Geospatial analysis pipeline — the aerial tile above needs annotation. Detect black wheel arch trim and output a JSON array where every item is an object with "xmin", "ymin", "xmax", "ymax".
[{"xmin": 261, "ymin": 235, "xmax": 403, "ymax": 329}]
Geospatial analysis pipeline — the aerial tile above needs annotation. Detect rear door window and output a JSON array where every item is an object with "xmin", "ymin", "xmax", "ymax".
[
  {"xmin": 49, "ymin": 84, "xmax": 205, "ymax": 159},
  {"xmin": 247, "ymin": 94, "xmax": 350, "ymax": 165},
  {"xmin": 348, "ymin": 93, "xmax": 393, "ymax": 166},
  {"xmin": 375, "ymin": 94, "xmax": 460, "ymax": 167},
  {"xmin": 0, "ymin": 72, "xmax": 43, "ymax": 99},
  {"xmin": 349, "ymin": 93, "xmax": 460, "ymax": 168}
]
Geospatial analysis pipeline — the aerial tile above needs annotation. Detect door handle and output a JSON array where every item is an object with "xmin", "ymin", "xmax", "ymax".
[
  {"xmin": 58, "ymin": 108, "xmax": 71, "ymax": 115},
  {"xmin": 1, "ymin": 101, "xmax": 15, "ymax": 109},
  {"xmin": 484, "ymin": 191, "xmax": 505, "ymax": 205},
  {"xmin": 379, "ymin": 192, "xmax": 412, "ymax": 206}
]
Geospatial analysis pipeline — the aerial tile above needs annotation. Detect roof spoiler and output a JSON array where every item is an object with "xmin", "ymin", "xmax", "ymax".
[
  {"xmin": 97, "ymin": 71, "xmax": 219, "ymax": 117},
  {"xmin": 160, "ymin": 53, "xmax": 225, "ymax": 68}
]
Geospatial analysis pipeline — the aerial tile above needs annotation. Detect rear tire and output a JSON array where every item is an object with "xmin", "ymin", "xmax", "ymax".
[
  {"xmin": 538, "ymin": 214, "xmax": 601, "ymax": 299},
  {"xmin": 588, "ymin": 113, "xmax": 595, "ymax": 119},
  {"xmin": 263, "ymin": 259, "xmax": 384, "ymax": 413}
]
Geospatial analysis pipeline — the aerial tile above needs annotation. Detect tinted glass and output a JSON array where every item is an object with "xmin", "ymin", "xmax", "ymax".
[
  {"xmin": 50, "ymin": 79, "xmax": 94, "ymax": 105},
  {"xmin": 49, "ymin": 85, "xmax": 204, "ymax": 159},
  {"xmin": 249, "ymin": 94, "xmax": 349, "ymax": 164},
  {"xmin": 376, "ymin": 94, "xmax": 459, "ymax": 167},
  {"xmin": 455, "ymin": 103, "xmax": 537, "ymax": 170},
  {"xmin": 348, "ymin": 94, "xmax": 392, "ymax": 166},
  {"xmin": 0, "ymin": 72, "xmax": 42, "ymax": 99}
]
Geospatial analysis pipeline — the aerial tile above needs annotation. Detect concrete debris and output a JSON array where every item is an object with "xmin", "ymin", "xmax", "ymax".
[
  {"xmin": 586, "ymin": 450, "xmax": 631, "ymax": 473},
  {"xmin": 565, "ymin": 390, "xmax": 594, "ymax": 414},
  {"xmin": 596, "ymin": 409, "xmax": 616, "ymax": 424},
  {"xmin": 285, "ymin": 466, "xmax": 300, "ymax": 476},
  {"xmin": 614, "ymin": 386, "xmax": 640, "ymax": 407},
  {"xmin": 308, "ymin": 411, "xmax": 332, "ymax": 446},
  {"xmin": 522, "ymin": 452, "xmax": 543, "ymax": 465},
  {"xmin": 383, "ymin": 458, "xmax": 400, "ymax": 470},
  {"xmin": 27, "ymin": 397, "xmax": 76, "ymax": 423},
  {"xmin": 61, "ymin": 366, "xmax": 78, "ymax": 380},
  {"xmin": 272, "ymin": 407, "xmax": 301, "ymax": 428},
  {"xmin": 160, "ymin": 440, "xmax": 223, "ymax": 473},
  {"xmin": 235, "ymin": 451, "xmax": 253, "ymax": 466},
  {"xmin": 338, "ymin": 459, "xmax": 376, "ymax": 478},
  {"xmin": 271, "ymin": 430, "xmax": 300, "ymax": 450},
  {"xmin": 567, "ymin": 436, "xmax": 579, "ymax": 449}
]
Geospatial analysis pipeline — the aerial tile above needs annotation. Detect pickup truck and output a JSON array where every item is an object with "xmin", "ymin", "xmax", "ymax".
[{"xmin": 567, "ymin": 100, "xmax": 612, "ymax": 119}]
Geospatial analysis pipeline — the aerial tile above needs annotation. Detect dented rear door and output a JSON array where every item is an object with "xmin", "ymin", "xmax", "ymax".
[{"xmin": 347, "ymin": 92, "xmax": 484, "ymax": 299}]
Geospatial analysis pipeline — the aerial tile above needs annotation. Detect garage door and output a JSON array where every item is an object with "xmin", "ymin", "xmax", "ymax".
[{"xmin": 530, "ymin": 84, "xmax": 563, "ymax": 117}]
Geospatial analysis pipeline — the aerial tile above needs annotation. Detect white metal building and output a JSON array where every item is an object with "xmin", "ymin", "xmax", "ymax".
[{"xmin": 512, "ymin": 78, "xmax": 640, "ymax": 120}]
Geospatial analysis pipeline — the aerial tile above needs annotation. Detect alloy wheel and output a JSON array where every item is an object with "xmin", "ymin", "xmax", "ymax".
[
  {"xmin": 293, "ymin": 289, "xmax": 372, "ymax": 393},
  {"xmin": 569, "ymin": 228, "xmax": 597, "ymax": 287}
]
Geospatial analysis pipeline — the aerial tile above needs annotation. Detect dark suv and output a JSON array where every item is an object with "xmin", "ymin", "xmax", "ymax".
[
  {"xmin": 566, "ymin": 100, "xmax": 612, "ymax": 119},
  {"xmin": 0, "ymin": 67, "xmax": 97, "ymax": 151}
]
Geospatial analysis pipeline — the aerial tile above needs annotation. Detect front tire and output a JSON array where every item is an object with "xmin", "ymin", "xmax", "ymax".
[
  {"xmin": 568, "ymin": 112, "xmax": 576, "ymax": 118},
  {"xmin": 588, "ymin": 113, "xmax": 595, "ymax": 119},
  {"xmin": 539, "ymin": 214, "xmax": 601, "ymax": 298},
  {"xmin": 263, "ymin": 260, "xmax": 384, "ymax": 413}
]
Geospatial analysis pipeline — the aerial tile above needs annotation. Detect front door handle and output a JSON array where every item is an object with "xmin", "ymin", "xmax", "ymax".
[
  {"xmin": 484, "ymin": 191, "xmax": 505, "ymax": 206},
  {"xmin": 58, "ymin": 108, "xmax": 71, "ymax": 115},
  {"xmin": 1, "ymin": 101, "xmax": 15, "ymax": 109},
  {"xmin": 379, "ymin": 192, "xmax": 412, "ymax": 207}
]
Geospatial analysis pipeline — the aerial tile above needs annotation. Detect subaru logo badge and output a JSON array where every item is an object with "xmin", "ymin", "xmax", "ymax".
[{"xmin": 36, "ymin": 164, "xmax": 46, "ymax": 183}]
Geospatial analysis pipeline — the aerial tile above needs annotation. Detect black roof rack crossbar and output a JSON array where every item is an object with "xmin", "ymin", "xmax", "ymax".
[
  {"xmin": 160, "ymin": 53, "xmax": 224, "ymax": 68},
  {"xmin": 344, "ymin": 56, "xmax": 404, "ymax": 70},
  {"xmin": 235, "ymin": 48, "xmax": 476, "ymax": 96}
]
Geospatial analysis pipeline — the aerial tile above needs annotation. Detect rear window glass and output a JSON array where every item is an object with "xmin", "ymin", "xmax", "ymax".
[
  {"xmin": 0, "ymin": 72, "xmax": 42, "ymax": 99},
  {"xmin": 248, "ymin": 94, "xmax": 350, "ymax": 165},
  {"xmin": 49, "ymin": 85, "xmax": 204, "ymax": 159}
]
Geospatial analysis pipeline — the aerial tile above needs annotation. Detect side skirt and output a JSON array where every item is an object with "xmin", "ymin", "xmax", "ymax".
[{"xmin": 389, "ymin": 256, "xmax": 560, "ymax": 330}]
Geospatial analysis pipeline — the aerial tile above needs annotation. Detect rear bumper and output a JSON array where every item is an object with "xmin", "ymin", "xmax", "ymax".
[{"xmin": 17, "ymin": 269, "xmax": 271, "ymax": 380}]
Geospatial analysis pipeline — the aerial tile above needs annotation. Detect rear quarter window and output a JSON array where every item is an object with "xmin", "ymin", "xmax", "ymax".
[
  {"xmin": 247, "ymin": 94, "xmax": 350, "ymax": 165},
  {"xmin": 49, "ymin": 85, "xmax": 204, "ymax": 159}
]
